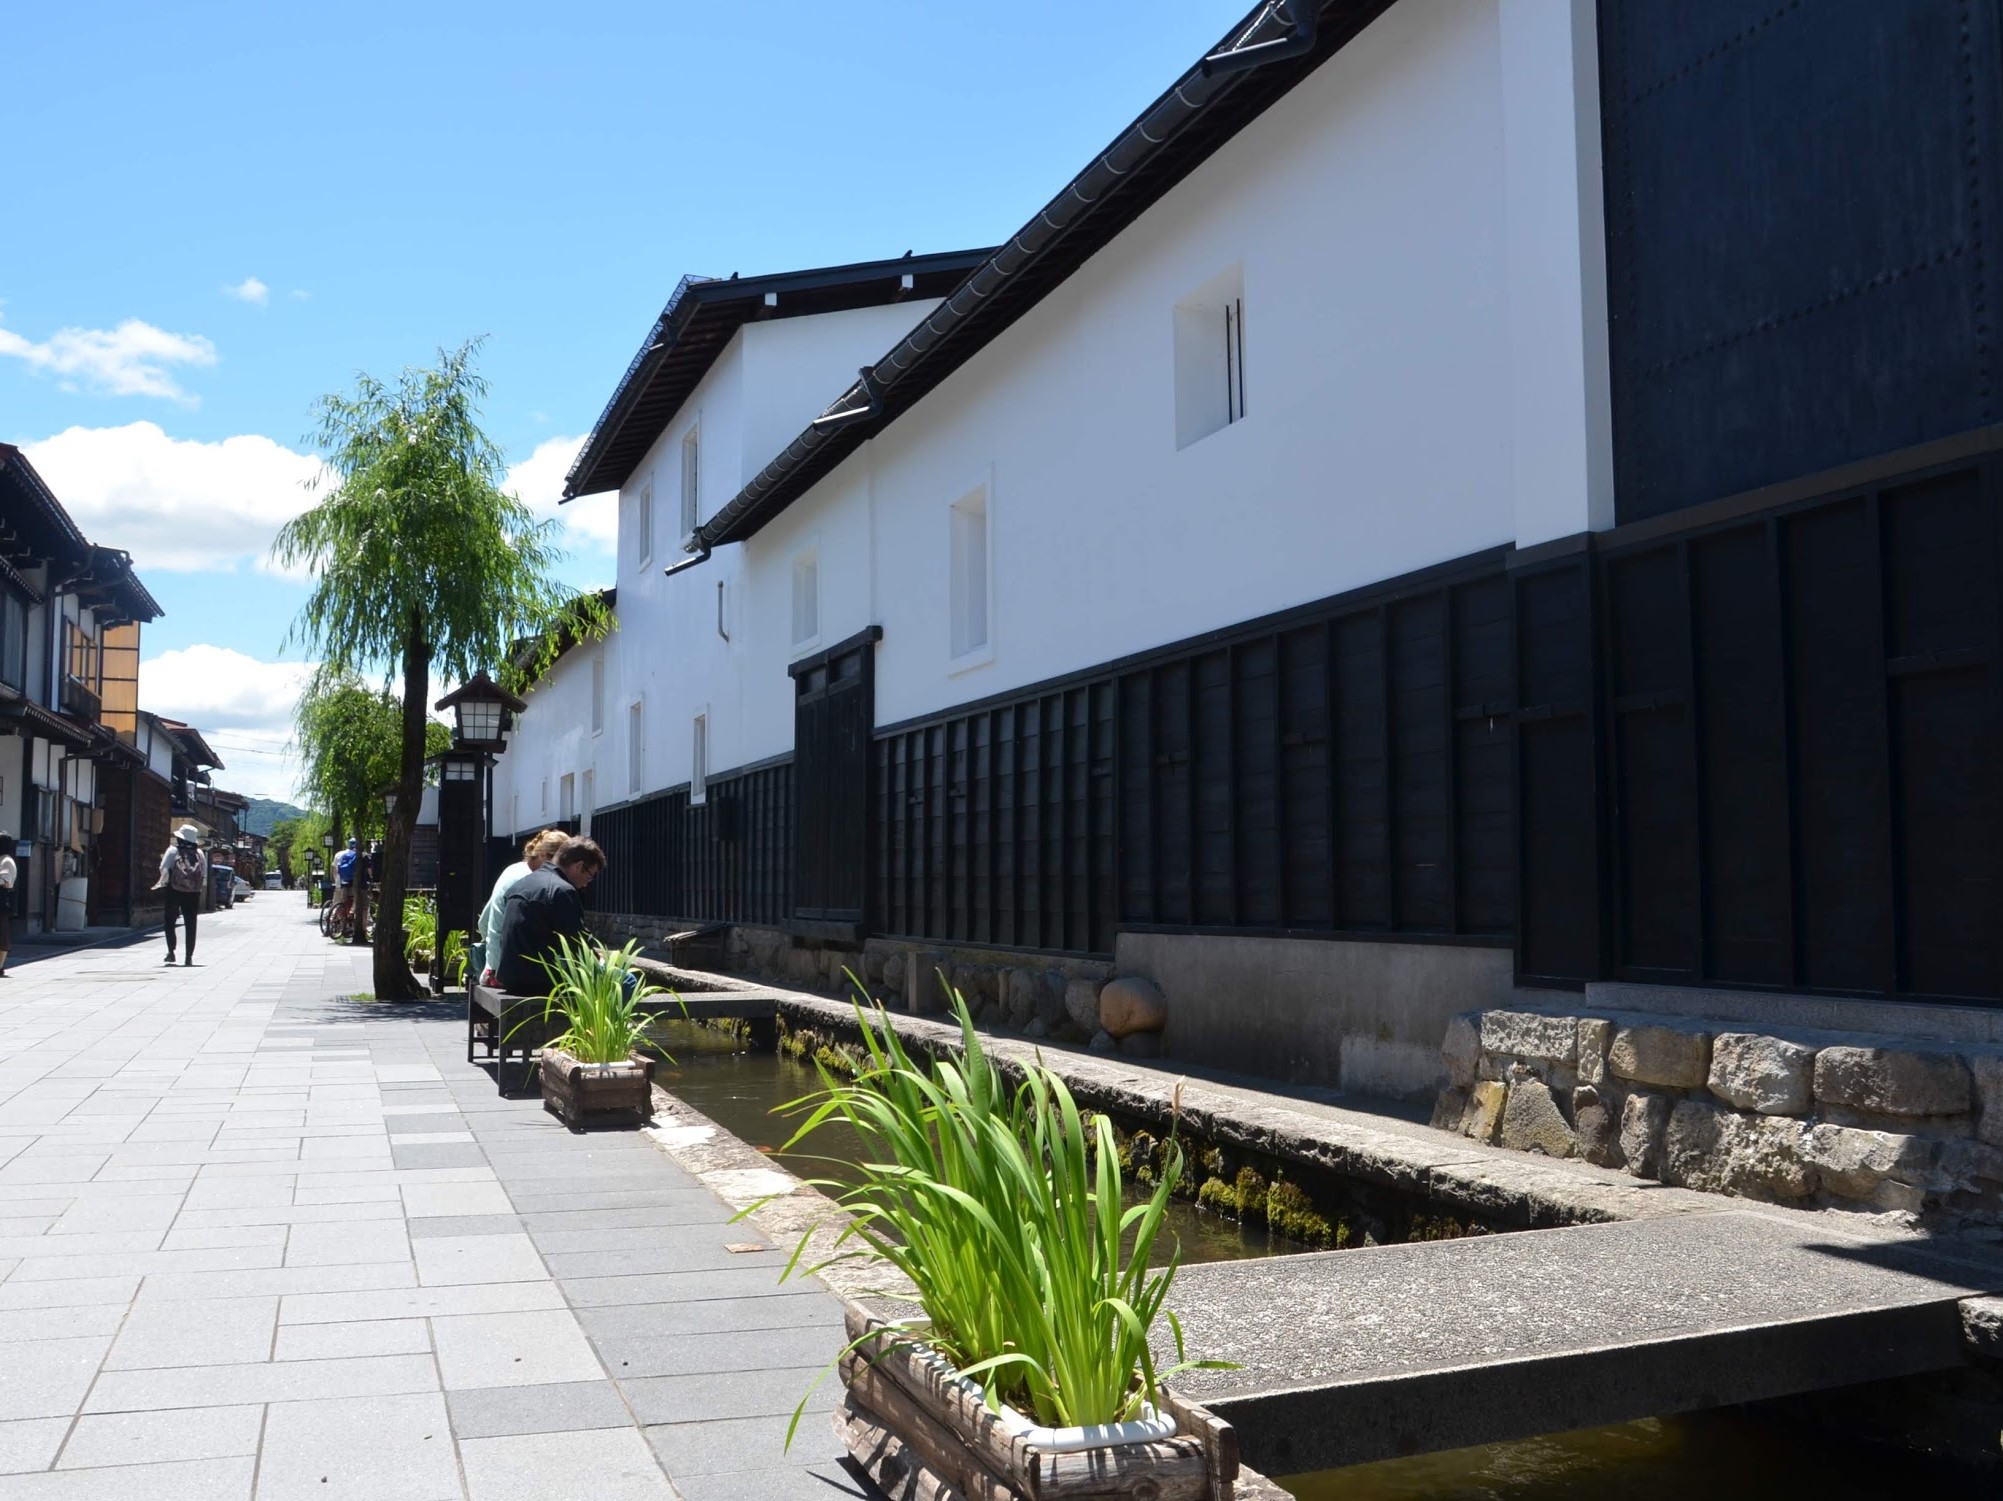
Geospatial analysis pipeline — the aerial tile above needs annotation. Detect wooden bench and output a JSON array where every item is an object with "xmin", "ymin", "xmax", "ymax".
[{"xmin": 467, "ymin": 984, "xmax": 557, "ymax": 1095}]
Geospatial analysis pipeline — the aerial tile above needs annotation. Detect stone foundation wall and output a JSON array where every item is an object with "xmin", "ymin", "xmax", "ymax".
[
  {"xmin": 1434, "ymin": 1007, "xmax": 2003, "ymax": 1234},
  {"xmin": 585, "ymin": 912, "xmax": 1146, "ymax": 1050}
]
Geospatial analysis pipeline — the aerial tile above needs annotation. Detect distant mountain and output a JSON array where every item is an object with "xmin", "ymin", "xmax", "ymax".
[{"xmin": 242, "ymin": 797, "xmax": 309, "ymax": 838}]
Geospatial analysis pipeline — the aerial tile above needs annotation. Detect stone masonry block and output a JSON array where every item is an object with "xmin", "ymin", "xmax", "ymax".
[
  {"xmin": 1813, "ymin": 1045, "xmax": 1971, "ymax": 1118},
  {"xmin": 1609, "ymin": 1024, "xmax": 1711, "ymax": 1088},
  {"xmin": 1476, "ymin": 1010, "xmax": 1577, "ymax": 1066},
  {"xmin": 1441, "ymin": 1014, "xmax": 1481, "ymax": 1089},
  {"xmin": 1708, "ymin": 1032, "xmax": 1815, "ymax": 1116},
  {"xmin": 1576, "ymin": 1018, "xmax": 1613, "ymax": 1087},
  {"xmin": 1429, "ymin": 1087, "xmax": 1469, "ymax": 1133},
  {"xmin": 1664, "ymin": 1100, "xmax": 1815, "ymax": 1201},
  {"xmin": 1800, "ymin": 1123, "xmax": 1936, "ymax": 1201},
  {"xmin": 1573, "ymin": 1086, "xmax": 1620, "ymax": 1168},
  {"xmin": 1461, "ymin": 1080, "xmax": 1506, "ymax": 1144},
  {"xmin": 1498, "ymin": 1078, "xmax": 1576, "ymax": 1159},
  {"xmin": 1973, "ymin": 1054, "xmax": 2003, "ymax": 1147},
  {"xmin": 1620, "ymin": 1092, "xmax": 1671, "ymax": 1180}
]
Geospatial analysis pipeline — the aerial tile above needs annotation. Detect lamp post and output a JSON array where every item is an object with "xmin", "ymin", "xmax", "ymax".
[{"xmin": 433, "ymin": 673, "xmax": 525, "ymax": 991}]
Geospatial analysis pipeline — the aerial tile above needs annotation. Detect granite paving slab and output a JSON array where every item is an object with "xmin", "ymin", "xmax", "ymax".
[{"xmin": 0, "ymin": 900, "xmax": 870, "ymax": 1498}]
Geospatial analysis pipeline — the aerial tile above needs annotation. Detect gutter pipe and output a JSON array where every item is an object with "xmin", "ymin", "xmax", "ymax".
[{"xmin": 695, "ymin": 0, "xmax": 1321, "ymax": 551}]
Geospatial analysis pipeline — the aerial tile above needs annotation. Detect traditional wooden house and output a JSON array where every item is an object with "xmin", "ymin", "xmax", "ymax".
[
  {"xmin": 497, "ymin": 0, "xmax": 2003, "ymax": 1096},
  {"xmin": 0, "ymin": 446, "xmax": 165, "ymax": 932}
]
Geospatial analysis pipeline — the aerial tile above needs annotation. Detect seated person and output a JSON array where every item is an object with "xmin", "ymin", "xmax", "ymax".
[
  {"xmin": 477, "ymin": 828, "xmax": 566, "ymax": 985},
  {"xmin": 494, "ymin": 835, "xmax": 605, "ymax": 995}
]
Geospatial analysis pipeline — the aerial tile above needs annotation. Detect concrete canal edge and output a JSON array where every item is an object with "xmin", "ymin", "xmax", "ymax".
[{"xmin": 628, "ymin": 976, "xmax": 2003, "ymax": 1478}]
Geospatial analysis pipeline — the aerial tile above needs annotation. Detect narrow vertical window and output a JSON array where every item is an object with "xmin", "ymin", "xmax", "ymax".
[
  {"xmin": 559, "ymin": 773, "xmax": 575, "ymax": 821},
  {"xmin": 680, "ymin": 428, "xmax": 700, "ymax": 540},
  {"xmin": 581, "ymin": 770, "xmax": 594, "ymax": 835},
  {"xmin": 1173, "ymin": 265, "xmax": 1246, "ymax": 448},
  {"xmin": 690, "ymin": 713, "xmax": 709, "ymax": 805},
  {"xmin": 539, "ymin": 777, "xmax": 548, "ymax": 814},
  {"xmin": 792, "ymin": 550, "xmax": 819, "ymax": 648},
  {"xmin": 949, "ymin": 484, "xmax": 990, "ymax": 662},
  {"xmin": 590, "ymin": 653, "xmax": 605, "ymax": 735},
  {"xmin": 628, "ymin": 701, "xmax": 645, "ymax": 794},
  {"xmin": 633, "ymin": 479, "xmax": 653, "ymax": 570}
]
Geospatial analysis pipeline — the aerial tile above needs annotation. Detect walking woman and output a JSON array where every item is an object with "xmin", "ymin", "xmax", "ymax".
[
  {"xmin": 0, "ymin": 831, "xmax": 14, "ymax": 978},
  {"xmin": 155, "ymin": 824, "xmax": 206, "ymax": 967}
]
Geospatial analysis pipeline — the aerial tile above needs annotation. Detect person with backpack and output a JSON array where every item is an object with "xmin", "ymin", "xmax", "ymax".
[
  {"xmin": 154, "ymin": 824, "xmax": 207, "ymax": 966},
  {"xmin": 331, "ymin": 837, "xmax": 359, "ymax": 935}
]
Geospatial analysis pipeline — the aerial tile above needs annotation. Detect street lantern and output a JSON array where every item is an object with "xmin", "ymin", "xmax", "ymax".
[
  {"xmin": 434, "ymin": 672, "xmax": 526, "ymax": 752},
  {"xmin": 322, "ymin": 833, "xmax": 334, "ymax": 850}
]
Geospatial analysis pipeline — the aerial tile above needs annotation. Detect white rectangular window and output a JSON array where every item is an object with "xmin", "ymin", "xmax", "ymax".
[
  {"xmin": 559, "ymin": 773, "xmax": 575, "ymax": 821},
  {"xmin": 791, "ymin": 549, "xmax": 819, "ymax": 648},
  {"xmin": 690, "ymin": 713, "xmax": 708, "ymax": 805},
  {"xmin": 590, "ymin": 653, "xmax": 605, "ymax": 735},
  {"xmin": 633, "ymin": 479, "xmax": 653, "ymax": 570},
  {"xmin": 628, "ymin": 701, "xmax": 645, "ymax": 794},
  {"xmin": 581, "ymin": 770, "xmax": 594, "ymax": 835},
  {"xmin": 679, "ymin": 428, "xmax": 700, "ymax": 540},
  {"xmin": 1174, "ymin": 265, "xmax": 1247, "ymax": 449},
  {"xmin": 949, "ymin": 484, "xmax": 990, "ymax": 662}
]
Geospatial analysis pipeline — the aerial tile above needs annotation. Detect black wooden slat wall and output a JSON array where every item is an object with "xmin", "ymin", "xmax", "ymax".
[
  {"xmin": 583, "ymin": 760, "xmax": 792, "ymax": 927},
  {"xmin": 1582, "ymin": 456, "xmax": 2003, "ymax": 1004},
  {"xmin": 874, "ymin": 560, "xmax": 1515, "ymax": 956},
  {"xmin": 1513, "ymin": 557, "xmax": 1602, "ymax": 987},
  {"xmin": 1598, "ymin": 0, "xmax": 2003, "ymax": 523}
]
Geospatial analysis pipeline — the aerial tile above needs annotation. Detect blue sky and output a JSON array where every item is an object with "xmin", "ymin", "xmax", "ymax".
[{"xmin": 1, "ymin": 1, "xmax": 1246, "ymax": 796}]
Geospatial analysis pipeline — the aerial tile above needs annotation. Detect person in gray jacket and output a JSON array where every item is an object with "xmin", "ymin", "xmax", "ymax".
[{"xmin": 154, "ymin": 824, "xmax": 206, "ymax": 966}]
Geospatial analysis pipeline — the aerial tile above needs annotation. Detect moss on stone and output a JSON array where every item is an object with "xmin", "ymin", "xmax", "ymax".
[
  {"xmin": 1232, "ymin": 1166, "xmax": 1269, "ymax": 1225},
  {"xmin": 1266, "ymin": 1178, "xmax": 1335, "ymax": 1248},
  {"xmin": 1196, "ymin": 1175, "xmax": 1237, "ymax": 1216}
]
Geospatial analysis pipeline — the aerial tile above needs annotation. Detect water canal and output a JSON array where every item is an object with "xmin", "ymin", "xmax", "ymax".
[
  {"xmin": 647, "ymin": 1021, "xmax": 1987, "ymax": 1498},
  {"xmin": 649, "ymin": 1019, "xmax": 1307, "ymax": 1265}
]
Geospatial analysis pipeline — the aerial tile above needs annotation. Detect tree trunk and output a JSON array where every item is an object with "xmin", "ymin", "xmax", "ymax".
[{"xmin": 374, "ymin": 613, "xmax": 431, "ymax": 1000}]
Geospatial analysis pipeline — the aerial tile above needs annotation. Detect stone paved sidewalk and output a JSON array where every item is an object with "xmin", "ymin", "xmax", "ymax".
[{"xmin": 0, "ymin": 895, "xmax": 867, "ymax": 1500}]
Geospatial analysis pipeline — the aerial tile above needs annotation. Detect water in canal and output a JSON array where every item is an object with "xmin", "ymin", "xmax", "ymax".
[
  {"xmin": 648, "ymin": 1020, "xmax": 1303, "ymax": 1265},
  {"xmin": 1274, "ymin": 1407, "xmax": 1968, "ymax": 1499}
]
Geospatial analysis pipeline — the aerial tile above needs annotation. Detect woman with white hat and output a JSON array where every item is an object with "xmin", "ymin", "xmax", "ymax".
[{"xmin": 154, "ymin": 824, "xmax": 207, "ymax": 967}]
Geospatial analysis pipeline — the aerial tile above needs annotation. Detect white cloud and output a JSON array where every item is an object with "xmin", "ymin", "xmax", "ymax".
[
  {"xmin": 289, "ymin": 289, "xmax": 311, "ymax": 301},
  {"xmin": 0, "ymin": 315, "xmax": 217, "ymax": 403},
  {"xmin": 504, "ymin": 434, "xmax": 615, "ymax": 554},
  {"xmin": 23, "ymin": 422, "xmax": 330, "ymax": 576},
  {"xmin": 223, "ymin": 276, "xmax": 269, "ymax": 306},
  {"xmin": 142, "ymin": 645, "xmax": 315, "ymax": 800}
]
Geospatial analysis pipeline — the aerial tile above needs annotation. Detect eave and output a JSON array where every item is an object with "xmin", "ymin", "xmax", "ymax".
[
  {"xmin": 700, "ymin": 0, "xmax": 1397, "ymax": 549},
  {"xmin": 562, "ymin": 249, "xmax": 996, "ymax": 501}
]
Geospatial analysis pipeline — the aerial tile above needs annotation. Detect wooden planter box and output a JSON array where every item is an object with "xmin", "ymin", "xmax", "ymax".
[
  {"xmin": 537, "ymin": 1048, "xmax": 655, "ymax": 1130},
  {"xmin": 835, "ymin": 1301, "xmax": 1281, "ymax": 1501}
]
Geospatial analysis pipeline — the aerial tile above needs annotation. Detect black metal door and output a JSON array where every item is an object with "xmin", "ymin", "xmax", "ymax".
[{"xmin": 792, "ymin": 629, "xmax": 878, "ymax": 925}]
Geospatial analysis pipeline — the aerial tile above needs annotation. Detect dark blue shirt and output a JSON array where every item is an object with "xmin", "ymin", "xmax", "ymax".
[{"xmin": 496, "ymin": 864, "xmax": 586, "ymax": 994}]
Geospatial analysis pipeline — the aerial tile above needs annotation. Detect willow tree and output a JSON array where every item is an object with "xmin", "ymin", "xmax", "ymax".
[
  {"xmin": 275, "ymin": 342, "xmax": 603, "ymax": 997},
  {"xmin": 294, "ymin": 674, "xmax": 449, "ymax": 926}
]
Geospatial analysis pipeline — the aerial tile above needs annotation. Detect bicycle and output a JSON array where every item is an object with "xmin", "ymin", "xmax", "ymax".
[{"xmin": 320, "ymin": 895, "xmax": 353, "ymax": 942}]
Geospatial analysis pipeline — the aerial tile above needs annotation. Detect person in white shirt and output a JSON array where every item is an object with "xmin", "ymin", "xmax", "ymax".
[
  {"xmin": 0, "ymin": 831, "xmax": 15, "ymax": 978},
  {"xmin": 476, "ymin": 828, "xmax": 565, "ymax": 987}
]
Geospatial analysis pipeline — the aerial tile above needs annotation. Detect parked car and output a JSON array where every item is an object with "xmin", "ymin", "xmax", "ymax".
[
  {"xmin": 232, "ymin": 876, "xmax": 253, "ymax": 902},
  {"xmin": 264, "ymin": 871, "xmax": 283, "ymax": 890}
]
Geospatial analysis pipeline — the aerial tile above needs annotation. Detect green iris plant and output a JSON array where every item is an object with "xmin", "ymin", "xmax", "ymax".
[
  {"xmin": 768, "ymin": 979, "xmax": 1229, "ymax": 1443},
  {"xmin": 529, "ymin": 936, "xmax": 679, "ymax": 1065}
]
